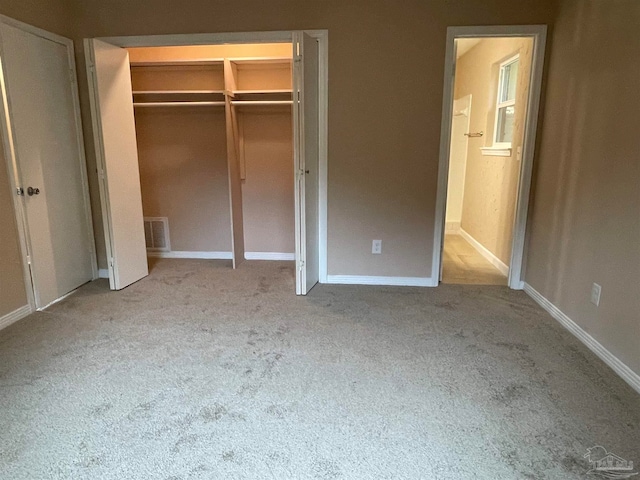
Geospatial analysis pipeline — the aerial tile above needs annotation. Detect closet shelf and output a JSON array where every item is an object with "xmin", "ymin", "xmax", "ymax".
[
  {"xmin": 130, "ymin": 59, "xmax": 224, "ymax": 67},
  {"xmin": 231, "ymin": 100, "xmax": 293, "ymax": 106},
  {"xmin": 227, "ymin": 57, "xmax": 293, "ymax": 65},
  {"xmin": 232, "ymin": 89, "xmax": 292, "ymax": 95},
  {"xmin": 133, "ymin": 90, "xmax": 225, "ymax": 95},
  {"xmin": 134, "ymin": 101, "xmax": 226, "ymax": 108}
]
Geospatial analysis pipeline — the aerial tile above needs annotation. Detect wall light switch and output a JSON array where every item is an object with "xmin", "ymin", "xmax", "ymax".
[
  {"xmin": 372, "ymin": 240, "xmax": 382, "ymax": 254},
  {"xmin": 591, "ymin": 283, "xmax": 602, "ymax": 306}
]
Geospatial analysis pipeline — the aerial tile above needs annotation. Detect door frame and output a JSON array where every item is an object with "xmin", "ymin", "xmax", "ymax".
[
  {"xmin": 431, "ymin": 25, "xmax": 547, "ymax": 289},
  {"xmin": 0, "ymin": 15, "xmax": 97, "ymax": 312},
  {"xmin": 85, "ymin": 30, "xmax": 329, "ymax": 284}
]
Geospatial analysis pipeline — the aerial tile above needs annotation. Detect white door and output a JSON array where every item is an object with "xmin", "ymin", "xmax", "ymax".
[
  {"xmin": 0, "ymin": 19, "xmax": 95, "ymax": 309},
  {"xmin": 445, "ymin": 95, "xmax": 472, "ymax": 229},
  {"xmin": 293, "ymin": 32, "xmax": 320, "ymax": 295},
  {"xmin": 85, "ymin": 39, "xmax": 148, "ymax": 290}
]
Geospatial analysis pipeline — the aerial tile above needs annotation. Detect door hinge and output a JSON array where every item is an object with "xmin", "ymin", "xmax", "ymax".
[
  {"xmin": 26, "ymin": 254, "xmax": 31, "ymax": 265},
  {"xmin": 109, "ymin": 257, "xmax": 114, "ymax": 268},
  {"xmin": 299, "ymin": 260, "xmax": 305, "ymax": 270}
]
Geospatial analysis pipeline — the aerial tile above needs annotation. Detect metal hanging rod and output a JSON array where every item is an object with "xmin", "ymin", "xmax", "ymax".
[{"xmin": 464, "ymin": 131, "xmax": 484, "ymax": 138}]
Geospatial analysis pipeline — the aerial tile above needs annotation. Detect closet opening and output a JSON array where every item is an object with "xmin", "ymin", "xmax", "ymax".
[{"xmin": 85, "ymin": 31, "xmax": 327, "ymax": 295}]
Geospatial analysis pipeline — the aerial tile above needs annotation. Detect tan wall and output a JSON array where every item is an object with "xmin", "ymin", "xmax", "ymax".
[
  {"xmin": 454, "ymin": 37, "xmax": 533, "ymax": 266},
  {"xmin": 71, "ymin": 0, "xmax": 556, "ymax": 278},
  {"xmin": 241, "ymin": 111, "xmax": 295, "ymax": 254},
  {"xmin": 0, "ymin": 0, "xmax": 77, "ymax": 318},
  {"xmin": 525, "ymin": 0, "xmax": 640, "ymax": 375},
  {"xmin": 0, "ymin": 149, "xmax": 28, "ymax": 316},
  {"xmin": 0, "ymin": 0, "xmax": 75, "ymax": 37},
  {"xmin": 135, "ymin": 108, "xmax": 232, "ymax": 252}
]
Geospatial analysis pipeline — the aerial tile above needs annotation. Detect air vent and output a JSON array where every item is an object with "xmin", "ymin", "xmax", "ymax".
[{"xmin": 144, "ymin": 217, "xmax": 171, "ymax": 252}]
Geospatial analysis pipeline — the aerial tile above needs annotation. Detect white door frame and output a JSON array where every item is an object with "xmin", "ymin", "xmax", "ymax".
[
  {"xmin": 432, "ymin": 25, "xmax": 547, "ymax": 289},
  {"xmin": 0, "ymin": 15, "xmax": 97, "ymax": 312},
  {"xmin": 89, "ymin": 30, "xmax": 329, "ymax": 284}
]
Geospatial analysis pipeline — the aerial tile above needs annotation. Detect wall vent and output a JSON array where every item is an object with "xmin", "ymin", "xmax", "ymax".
[{"xmin": 144, "ymin": 217, "xmax": 171, "ymax": 252}]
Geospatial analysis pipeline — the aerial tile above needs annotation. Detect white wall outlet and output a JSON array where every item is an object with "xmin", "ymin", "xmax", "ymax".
[
  {"xmin": 372, "ymin": 239, "xmax": 382, "ymax": 254},
  {"xmin": 591, "ymin": 283, "xmax": 602, "ymax": 306}
]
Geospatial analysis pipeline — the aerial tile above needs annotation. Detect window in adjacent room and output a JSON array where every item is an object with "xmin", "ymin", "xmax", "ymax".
[{"xmin": 493, "ymin": 55, "xmax": 519, "ymax": 147}]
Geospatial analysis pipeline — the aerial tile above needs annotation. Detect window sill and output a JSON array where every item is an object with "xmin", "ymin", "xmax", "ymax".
[{"xmin": 480, "ymin": 147, "xmax": 512, "ymax": 157}]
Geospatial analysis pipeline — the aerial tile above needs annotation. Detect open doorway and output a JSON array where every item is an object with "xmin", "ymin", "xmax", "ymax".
[
  {"xmin": 433, "ymin": 26, "xmax": 547, "ymax": 289},
  {"xmin": 85, "ymin": 31, "xmax": 327, "ymax": 295}
]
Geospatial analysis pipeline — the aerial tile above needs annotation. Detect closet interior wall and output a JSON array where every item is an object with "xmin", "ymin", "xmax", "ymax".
[{"xmin": 128, "ymin": 44, "xmax": 294, "ymax": 261}]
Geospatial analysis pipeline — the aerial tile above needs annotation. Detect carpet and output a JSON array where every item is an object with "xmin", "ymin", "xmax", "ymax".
[{"xmin": 0, "ymin": 259, "xmax": 638, "ymax": 479}]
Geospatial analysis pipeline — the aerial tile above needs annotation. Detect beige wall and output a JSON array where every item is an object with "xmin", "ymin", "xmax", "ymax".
[
  {"xmin": 454, "ymin": 37, "xmax": 533, "ymax": 266},
  {"xmin": 0, "ymin": 149, "xmax": 28, "ymax": 316},
  {"xmin": 241, "ymin": 111, "xmax": 295, "ymax": 254},
  {"xmin": 525, "ymin": 0, "xmax": 640, "ymax": 375},
  {"xmin": 135, "ymin": 108, "xmax": 232, "ymax": 252},
  {"xmin": 0, "ymin": 0, "xmax": 74, "ymax": 37},
  {"xmin": 69, "ymin": 0, "xmax": 556, "ymax": 278}
]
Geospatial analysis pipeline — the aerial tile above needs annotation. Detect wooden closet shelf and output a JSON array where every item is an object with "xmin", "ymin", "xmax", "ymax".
[
  {"xmin": 227, "ymin": 57, "xmax": 293, "ymax": 65},
  {"xmin": 130, "ymin": 59, "xmax": 225, "ymax": 67},
  {"xmin": 232, "ymin": 89, "xmax": 292, "ymax": 95},
  {"xmin": 231, "ymin": 100, "xmax": 293, "ymax": 106},
  {"xmin": 133, "ymin": 90, "xmax": 225, "ymax": 95},
  {"xmin": 134, "ymin": 101, "xmax": 226, "ymax": 108}
]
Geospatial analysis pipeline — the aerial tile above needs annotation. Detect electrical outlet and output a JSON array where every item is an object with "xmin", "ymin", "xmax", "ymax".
[
  {"xmin": 372, "ymin": 239, "xmax": 382, "ymax": 254},
  {"xmin": 591, "ymin": 283, "xmax": 602, "ymax": 306}
]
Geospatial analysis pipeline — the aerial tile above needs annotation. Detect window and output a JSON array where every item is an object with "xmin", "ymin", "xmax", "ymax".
[{"xmin": 493, "ymin": 55, "xmax": 519, "ymax": 147}]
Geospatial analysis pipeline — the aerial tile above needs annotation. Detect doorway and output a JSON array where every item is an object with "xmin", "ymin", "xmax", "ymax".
[
  {"xmin": 432, "ymin": 26, "xmax": 547, "ymax": 289},
  {"xmin": 85, "ymin": 31, "xmax": 327, "ymax": 295}
]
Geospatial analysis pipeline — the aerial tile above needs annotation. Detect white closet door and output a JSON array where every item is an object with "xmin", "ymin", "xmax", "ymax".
[
  {"xmin": 86, "ymin": 39, "xmax": 148, "ymax": 290},
  {"xmin": 293, "ymin": 32, "xmax": 320, "ymax": 295},
  {"xmin": 0, "ymin": 20, "xmax": 95, "ymax": 308}
]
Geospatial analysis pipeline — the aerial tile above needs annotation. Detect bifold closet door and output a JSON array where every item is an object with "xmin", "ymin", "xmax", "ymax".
[
  {"xmin": 0, "ymin": 19, "xmax": 95, "ymax": 308},
  {"xmin": 293, "ymin": 32, "xmax": 320, "ymax": 295},
  {"xmin": 86, "ymin": 39, "xmax": 148, "ymax": 290}
]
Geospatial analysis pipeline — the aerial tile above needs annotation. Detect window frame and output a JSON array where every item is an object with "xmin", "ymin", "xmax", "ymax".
[{"xmin": 493, "ymin": 54, "xmax": 519, "ymax": 148}]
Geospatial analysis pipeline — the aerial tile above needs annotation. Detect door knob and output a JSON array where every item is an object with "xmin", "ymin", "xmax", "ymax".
[{"xmin": 27, "ymin": 186, "xmax": 40, "ymax": 196}]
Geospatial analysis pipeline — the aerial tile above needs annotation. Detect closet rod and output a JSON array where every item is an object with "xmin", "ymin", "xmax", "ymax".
[
  {"xmin": 133, "ymin": 101, "xmax": 226, "ymax": 107},
  {"xmin": 231, "ymin": 100, "xmax": 293, "ymax": 106}
]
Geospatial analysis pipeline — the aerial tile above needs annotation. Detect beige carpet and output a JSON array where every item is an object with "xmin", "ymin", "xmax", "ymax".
[{"xmin": 0, "ymin": 259, "xmax": 638, "ymax": 479}]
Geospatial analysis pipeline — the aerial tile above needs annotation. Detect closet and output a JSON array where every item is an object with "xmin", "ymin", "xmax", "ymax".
[
  {"xmin": 86, "ymin": 34, "xmax": 320, "ymax": 294},
  {"xmin": 129, "ymin": 44, "xmax": 294, "ymax": 267}
]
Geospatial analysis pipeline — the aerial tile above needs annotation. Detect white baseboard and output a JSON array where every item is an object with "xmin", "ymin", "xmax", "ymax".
[
  {"xmin": 459, "ymin": 228, "xmax": 509, "ymax": 276},
  {"xmin": 524, "ymin": 282, "xmax": 640, "ymax": 395},
  {"xmin": 0, "ymin": 304, "xmax": 32, "ymax": 331},
  {"xmin": 244, "ymin": 252, "xmax": 295, "ymax": 261},
  {"xmin": 98, "ymin": 268, "xmax": 109, "ymax": 279},
  {"xmin": 326, "ymin": 275, "xmax": 433, "ymax": 287},
  {"xmin": 147, "ymin": 251, "xmax": 233, "ymax": 260},
  {"xmin": 445, "ymin": 221, "xmax": 461, "ymax": 234}
]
